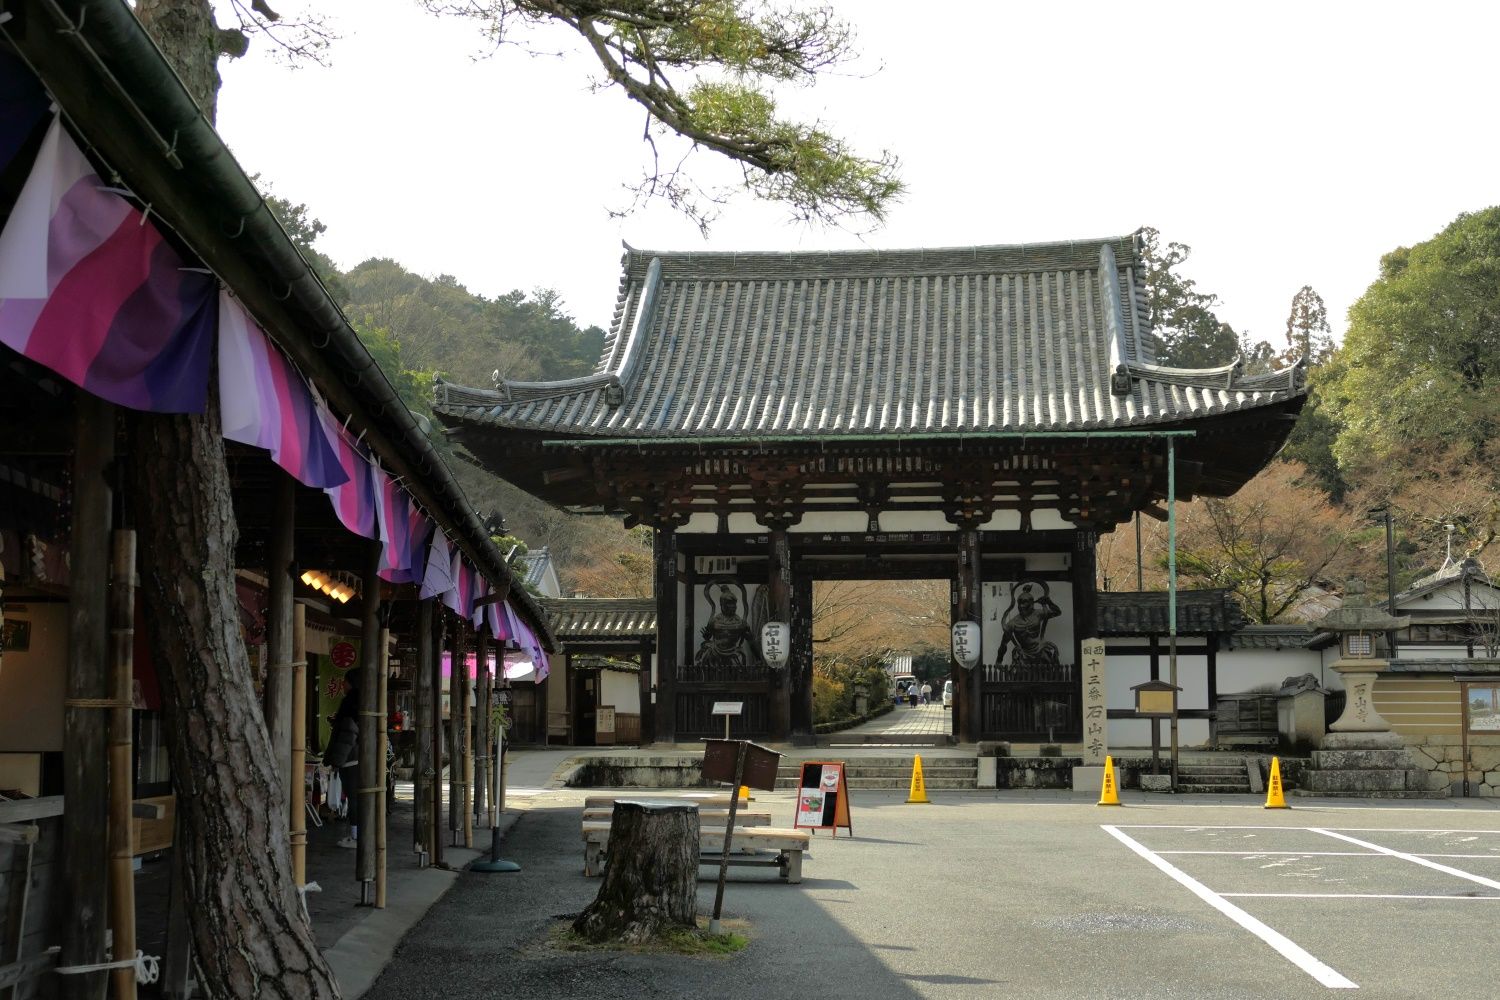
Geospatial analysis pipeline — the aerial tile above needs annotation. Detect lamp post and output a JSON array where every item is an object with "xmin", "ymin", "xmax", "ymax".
[{"xmin": 1367, "ymin": 505, "xmax": 1398, "ymax": 658}]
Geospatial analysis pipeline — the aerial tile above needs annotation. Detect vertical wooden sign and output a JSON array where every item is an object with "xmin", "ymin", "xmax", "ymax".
[{"xmin": 794, "ymin": 761, "xmax": 852, "ymax": 836}]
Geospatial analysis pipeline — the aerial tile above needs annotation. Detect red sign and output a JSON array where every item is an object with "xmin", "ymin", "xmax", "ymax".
[{"xmin": 330, "ymin": 640, "xmax": 357, "ymax": 669}]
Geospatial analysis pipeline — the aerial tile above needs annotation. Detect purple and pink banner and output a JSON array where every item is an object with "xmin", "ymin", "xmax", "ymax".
[
  {"xmin": 0, "ymin": 118, "xmax": 216, "ymax": 412},
  {"xmin": 219, "ymin": 291, "xmax": 348, "ymax": 489}
]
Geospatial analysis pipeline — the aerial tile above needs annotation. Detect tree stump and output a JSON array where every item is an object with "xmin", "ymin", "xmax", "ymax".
[{"xmin": 573, "ymin": 801, "xmax": 699, "ymax": 943}]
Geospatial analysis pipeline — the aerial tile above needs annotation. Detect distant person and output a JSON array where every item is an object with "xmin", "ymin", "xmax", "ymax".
[
  {"xmin": 908, "ymin": 684, "xmax": 919, "ymax": 708},
  {"xmin": 324, "ymin": 668, "xmax": 364, "ymax": 849},
  {"xmin": 921, "ymin": 682, "xmax": 932, "ymax": 705}
]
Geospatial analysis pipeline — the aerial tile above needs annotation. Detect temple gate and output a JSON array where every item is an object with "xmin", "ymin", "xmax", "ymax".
[{"xmin": 436, "ymin": 237, "xmax": 1306, "ymax": 744}]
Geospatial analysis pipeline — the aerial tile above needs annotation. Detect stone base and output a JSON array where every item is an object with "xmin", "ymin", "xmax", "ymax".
[
  {"xmin": 1320, "ymin": 730, "xmax": 1405, "ymax": 751},
  {"xmin": 1139, "ymin": 773, "xmax": 1173, "ymax": 792},
  {"xmin": 1071, "ymin": 766, "xmax": 1104, "ymax": 793},
  {"xmin": 977, "ymin": 757, "xmax": 997, "ymax": 788}
]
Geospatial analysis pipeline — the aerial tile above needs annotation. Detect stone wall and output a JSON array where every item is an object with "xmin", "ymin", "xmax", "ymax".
[{"xmin": 1406, "ymin": 733, "xmax": 1500, "ymax": 797}]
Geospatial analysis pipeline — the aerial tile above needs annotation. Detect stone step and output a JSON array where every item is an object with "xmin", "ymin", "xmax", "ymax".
[
  {"xmin": 1177, "ymin": 767, "xmax": 1248, "ymax": 778},
  {"xmin": 1175, "ymin": 779, "xmax": 1252, "ymax": 792},
  {"xmin": 776, "ymin": 759, "xmax": 976, "ymax": 772},
  {"xmin": 1292, "ymin": 788, "xmax": 1444, "ymax": 799},
  {"xmin": 774, "ymin": 776, "xmax": 977, "ymax": 790},
  {"xmin": 778, "ymin": 765, "xmax": 976, "ymax": 778},
  {"xmin": 1311, "ymin": 749, "xmax": 1413, "ymax": 770},
  {"xmin": 1305, "ymin": 769, "xmax": 1411, "ymax": 794}
]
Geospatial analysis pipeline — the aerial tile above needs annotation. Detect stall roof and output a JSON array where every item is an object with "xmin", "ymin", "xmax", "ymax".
[{"xmin": 0, "ymin": 0, "xmax": 551, "ymax": 647}]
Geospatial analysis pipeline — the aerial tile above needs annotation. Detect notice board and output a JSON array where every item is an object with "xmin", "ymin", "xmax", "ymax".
[{"xmin": 794, "ymin": 761, "xmax": 852, "ymax": 836}]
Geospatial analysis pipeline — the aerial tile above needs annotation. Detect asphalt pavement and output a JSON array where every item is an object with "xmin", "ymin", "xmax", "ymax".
[{"xmin": 361, "ymin": 789, "xmax": 1500, "ymax": 1000}]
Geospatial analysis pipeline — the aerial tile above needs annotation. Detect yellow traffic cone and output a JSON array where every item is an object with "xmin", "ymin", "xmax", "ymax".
[
  {"xmin": 1265, "ymin": 756, "xmax": 1289, "ymax": 809},
  {"xmin": 906, "ymin": 754, "xmax": 930, "ymax": 803},
  {"xmin": 1097, "ymin": 755, "xmax": 1121, "ymax": 806},
  {"xmin": 737, "ymin": 785, "xmax": 752, "ymax": 803}
]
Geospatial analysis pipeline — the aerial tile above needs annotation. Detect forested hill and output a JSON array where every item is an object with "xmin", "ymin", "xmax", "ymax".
[{"xmin": 341, "ymin": 257, "xmax": 606, "ymax": 390}]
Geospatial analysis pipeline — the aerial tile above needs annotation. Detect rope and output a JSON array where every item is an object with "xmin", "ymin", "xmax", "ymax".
[
  {"xmin": 296, "ymin": 881, "xmax": 323, "ymax": 923},
  {"xmin": 271, "ymin": 659, "xmax": 308, "ymax": 669},
  {"xmin": 63, "ymin": 698, "xmax": 130, "ymax": 709},
  {"xmin": 55, "ymin": 951, "xmax": 160, "ymax": 985}
]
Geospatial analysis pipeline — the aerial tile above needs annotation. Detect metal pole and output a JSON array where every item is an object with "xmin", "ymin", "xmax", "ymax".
[
  {"xmin": 709, "ymin": 743, "xmax": 746, "ymax": 935},
  {"xmin": 1134, "ymin": 511, "xmax": 1144, "ymax": 591},
  {"xmin": 1167, "ymin": 439, "xmax": 1179, "ymax": 792},
  {"xmin": 1385, "ymin": 510, "xmax": 1399, "ymax": 658}
]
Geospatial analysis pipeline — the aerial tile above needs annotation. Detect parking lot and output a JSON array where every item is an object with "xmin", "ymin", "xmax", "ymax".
[{"xmin": 368, "ymin": 790, "xmax": 1500, "ymax": 1000}]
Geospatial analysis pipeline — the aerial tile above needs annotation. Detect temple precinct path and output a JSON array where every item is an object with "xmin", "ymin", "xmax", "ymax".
[{"xmin": 360, "ymin": 787, "xmax": 1500, "ymax": 1000}]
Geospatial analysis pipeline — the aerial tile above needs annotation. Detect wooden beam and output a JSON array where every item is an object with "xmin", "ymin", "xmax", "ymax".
[{"xmin": 61, "ymin": 392, "xmax": 111, "ymax": 1000}]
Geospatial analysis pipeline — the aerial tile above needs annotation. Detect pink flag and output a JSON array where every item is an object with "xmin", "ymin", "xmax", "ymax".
[
  {"xmin": 0, "ymin": 118, "xmax": 215, "ymax": 412},
  {"xmin": 319, "ymin": 406, "xmax": 378, "ymax": 540},
  {"xmin": 219, "ymin": 292, "xmax": 347, "ymax": 489}
]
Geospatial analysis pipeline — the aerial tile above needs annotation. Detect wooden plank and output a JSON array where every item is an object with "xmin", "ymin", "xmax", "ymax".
[
  {"xmin": 0, "ymin": 949, "xmax": 58, "ymax": 991},
  {"xmin": 581, "ymin": 808, "xmax": 770, "ymax": 825},
  {"xmin": 0, "ymin": 799, "xmax": 63, "ymax": 825},
  {"xmin": 582, "ymin": 794, "xmax": 733, "ymax": 810},
  {"xmin": 130, "ymin": 795, "xmax": 176, "ymax": 856}
]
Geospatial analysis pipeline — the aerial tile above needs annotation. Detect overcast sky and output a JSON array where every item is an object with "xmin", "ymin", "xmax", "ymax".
[{"xmin": 219, "ymin": 0, "xmax": 1500, "ymax": 346}]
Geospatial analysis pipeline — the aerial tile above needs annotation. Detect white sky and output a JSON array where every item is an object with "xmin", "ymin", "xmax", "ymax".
[{"xmin": 219, "ymin": 0, "xmax": 1500, "ymax": 344}]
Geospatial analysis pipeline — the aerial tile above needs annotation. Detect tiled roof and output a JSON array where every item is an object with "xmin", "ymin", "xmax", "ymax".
[
  {"xmin": 541, "ymin": 598, "xmax": 655, "ymax": 642},
  {"xmin": 1224, "ymin": 624, "xmax": 1316, "ymax": 650},
  {"xmin": 435, "ymin": 237, "xmax": 1305, "ymax": 438},
  {"xmin": 1097, "ymin": 589, "xmax": 1247, "ymax": 636},
  {"xmin": 1386, "ymin": 658, "xmax": 1500, "ymax": 675}
]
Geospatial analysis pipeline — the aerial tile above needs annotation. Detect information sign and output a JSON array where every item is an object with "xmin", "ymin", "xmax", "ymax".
[{"xmin": 793, "ymin": 761, "xmax": 852, "ymax": 836}]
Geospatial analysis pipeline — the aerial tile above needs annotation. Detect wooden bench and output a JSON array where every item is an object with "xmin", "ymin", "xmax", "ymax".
[
  {"xmin": 581, "ymin": 808, "xmax": 771, "ymax": 826},
  {"xmin": 580, "ymin": 821, "xmax": 810, "ymax": 883}
]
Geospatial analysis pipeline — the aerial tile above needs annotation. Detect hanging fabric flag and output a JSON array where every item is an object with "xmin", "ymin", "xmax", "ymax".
[
  {"xmin": 219, "ymin": 292, "xmax": 347, "ymax": 489},
  {"xmin": 440, "ymin": 546, "xmax": 466, "ymax": 617},
  {"xmin": 397, "ymin": 513, "xmax": 434, "ymax": 587},
  {"xmin": 419, "ymin": 530, "xmax": 456, "ymax": 602},
  {"xmin": 319, "ymin": 405, "xmax": 378, "ymax": 540},
  {"xmin": 374, "ymin": 468, "xmax": 415, "ymax": 583},
  {"xmin": 0, "ymin": 51, "xmax": 49, "ymax": 179},
  {"xmin": 471, "ymin": 576, "xmax": 490, "ymax": 629},
  {"xmin": 0, "ymin": 118, "xmax": 215, "ymax": 412},
  {"xmin": 485, "ymin": 595, "xmax": 507, "ymax": 641}
]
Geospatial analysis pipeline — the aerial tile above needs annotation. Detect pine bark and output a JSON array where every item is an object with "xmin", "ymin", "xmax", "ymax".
[
  {"xmin": 126, "ymin": 3, "xmax": 339, "ymax": 995},
  {"xmin": 573, "ymin": 802, "xmax": 699, "ymax": 944}
]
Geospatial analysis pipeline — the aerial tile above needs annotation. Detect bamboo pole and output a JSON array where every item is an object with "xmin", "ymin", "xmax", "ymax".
[
  {"xmin": 264, "ymin": 474, "xmax": 295, "ymax": 818},
  {"xmin": 430, "ymin": 611, "xmax": 445, "ymax": 868},
  {"xmin": 413, "ymin": 599, "xmax": 433, "ymax": 863},
  {"xmin": 376, "ymin": 626, "xmax": 389, "ymax": 908},
  {"xmin": 108, "ymin": 530, "xmax": 138, "ymax": 1000},
  {"xmin": 448, "ymin": 623, "xmax": 464, "ymax": 847},
  {"xmin": 290, "ymin": 604, "xmax": 308, "ymax": 888},
  {"xmin": 357, "ymin": 540, "xmax": 381, "ymax": 902},
  {"xmin": 473, "ymin": 630, "xmax": 489, "ymax": 831}
]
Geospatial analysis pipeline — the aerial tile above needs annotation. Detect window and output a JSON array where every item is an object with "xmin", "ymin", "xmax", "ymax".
[{"xmin": 1465, "ymin": 684, "xmax": 1500, "ymax": 733}]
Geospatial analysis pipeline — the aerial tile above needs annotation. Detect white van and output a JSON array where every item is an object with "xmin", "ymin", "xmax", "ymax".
[{"xmin": 941, "ymin": 679, "xmax": 954, "ymax": 709}]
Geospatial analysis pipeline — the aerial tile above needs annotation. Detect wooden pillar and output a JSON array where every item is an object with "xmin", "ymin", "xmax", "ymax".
[
  {"xmin": 429, "ymin": 609, "xmax": 445, "ymax": 868},
  {"xmin": 955, "ymin": 526, "xmax": 982, "ymax": 744},
  {"xmin": 1072, "ymin": 529, "xmax": 1098, "ymax": 745},
  {"xmin": 290, "ymin": 604, "xmax": 309, "ymax": 887},
  {"xmin": 107, "ymin": 531, "xmax": 137, "ymax": 1000},
  {"xmin": 61, "ymin": 392, "xmax": 112, "ymax": 1000},
  {"xmin": 413, "ymin": 599, "xmax": 434, "ymax": 860},
  {"xmin": 461, "ymin": 625, "xmax": 475, "ymax": 848},
  {"xmin": 653, "ymin": 525, "xmax": 678, "ymax": 745},
  {"xmin": 375, "ymin": 626, "xmax": 390, "ymax": 908},
  {"xmin": 474, "ymin": 629, "xmax": 490, "ymax": 830},
  {"xmin": 356, "ymin": 540, "xmax": 381, "ymax": 898},
  {"xmin": 790, "ymin": 575, "xmax": 814, "ymax": 742},
  {"xmin": 1206, "ymin": 634, "xmax": 1220, "ymax": 744},
  {"xmin": 264, "ymin": 473, "xmax": 295, "ymax": 818},
  {"xmin": 767, "ymin": 527, "xmax": 793, "ymax": 741},
  {"xmin": 448, "ymin": 622, "xmax": 466, "ymax": 844}
]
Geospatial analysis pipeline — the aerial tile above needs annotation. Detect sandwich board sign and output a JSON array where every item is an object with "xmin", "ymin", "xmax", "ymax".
[{"xmin": 794, "ymin": 761, "xmax": 852, "ymax": 836}]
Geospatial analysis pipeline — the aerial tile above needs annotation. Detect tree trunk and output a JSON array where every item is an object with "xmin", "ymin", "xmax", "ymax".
[
  {"xmin": 127, "ymin": 2, "xmax": 339, "ymax": 996},
  {"xmin": 573, "ymin": 802, "xmax": 699, "ymax": 944},
  {"xmin": 131, "ymin": 406, "xmax": 338, "ymax": 998}
]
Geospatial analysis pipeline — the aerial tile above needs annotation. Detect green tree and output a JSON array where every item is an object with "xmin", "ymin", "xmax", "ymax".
[
  {"xmin": 1284, "ymin": 284, "xmax": 1335, "ymax": 363},
  {"xmin": 1325, "ymin": 207, "xmax": 1500, "ymax": 465},
  {"xmin": 1136, "ymin": 227, "xmax": 1243, "ymax": 368}
]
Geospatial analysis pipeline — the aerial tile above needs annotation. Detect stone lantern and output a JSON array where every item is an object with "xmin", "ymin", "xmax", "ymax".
[
  {"xmin": 1316, "ymin": 578, "xmax": 1408, "ymax": 750},
  {"xmin": 1304, "ymin": 579, "xmax": 1438, "ymax": 797}
]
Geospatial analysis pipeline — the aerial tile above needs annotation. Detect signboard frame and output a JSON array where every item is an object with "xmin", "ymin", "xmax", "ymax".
[{"xmin": 793, "ymin": 760, "xmax": 853, "ymax": 837}]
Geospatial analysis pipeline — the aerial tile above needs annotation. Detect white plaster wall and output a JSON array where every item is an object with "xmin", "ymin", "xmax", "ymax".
[
  {"xmin": 1103, "ymin": 651, "xmax": 1209, "ymax": 748},
  {"xmin": 792, "ymin": 512, "xmax": 870, "ymax": 534},
  {"xmin": 1404, "ymin": 580, "xmax": 1500, "ymax": 612},
  {"xmin": 600, "ymin": 670, "xmax": 641, "ymax": 714},
  {"xmin": 1218, "ymin": 647, "xmax": 1333, "ymax": 692},
  {"xmin": 0, "ymin": 602, "xmax": 67, "ymax": 752},
  {"xmin": 879, "ymin": 511, "xmax": 954, "ymax": 533}
]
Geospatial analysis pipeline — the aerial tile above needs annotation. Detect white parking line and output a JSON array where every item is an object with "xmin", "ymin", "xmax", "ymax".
[
  {"xmin": 1308, "ymin": 829, "xmax": 1500, "ymax": 892},
  {"xmin": 1155, "ymin": 851, "xmax": 1379, "ymax": 856},
  {"xmin": 1102, "ymin": 825, "xmax": 1358, "ymax": 990},
  {"xmin": 1222, "ymin": 893, "xmax": 1500, "ymax": 900}
]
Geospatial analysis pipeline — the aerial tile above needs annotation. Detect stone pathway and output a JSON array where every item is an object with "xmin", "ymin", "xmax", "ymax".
[{"xmin": 841, "ymin": 703, "xmax": 953, "ymax": 737}]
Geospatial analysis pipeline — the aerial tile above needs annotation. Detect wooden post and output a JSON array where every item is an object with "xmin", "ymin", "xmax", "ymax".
[
  {"xmin": 474, "ymin": 629, "xmax": 490, "ymax": 830},
  {"xmin": 414, "ymin": 599, "xmax": 433, "ymax": 861},
  {"xmin": 1206, "ymin": 634, "xmax": 1220, "ymax": 745},
  {"xmin": 956, "ymin": 526, "xmax": 982, "ymax": 744},
  {"xmin": 767, "ymin": 527, "xmax": 793, "ymax": 741},
  {"xmin": 357, "ymin": 540, "xmax": 381, "ymax": 902},
  {"xmin": 61, "ymin": 393, "xmax": 112, "ymax": 1000},
  {"xmin": 429, "ymin": 609, "xmax": 445, "ymax": 868},
  {"xmin": 461, "ymin": 622, "xmax": 474, "ymax": 849},
  {"xmin": 376, "ymin": 626, "xmax": 389, "ymax": 908},
  {"xmin": 449, "ymin": 623, "xmax": 466, "ymax": 846},
  {"xmin": 791, "ymin": 576, "xmax": 814, "ymax": 741},
  {"xmin": 637, "ymin": 642, "xmax": 654, "ymax": 747},
  {"xmin": 108, "ymin": 530, "xmax": 137, "ymax": 1000},
  {"xmin": 264, "ymin": 473, "xmax": 295, "ymax": 818},
  {"xmin": 653, "ymin": 526, "xmax": 678, "ymax": 744},
  {"xmin": 290, "ymin": 604, "xmax": 308, "ymax": 888}
]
